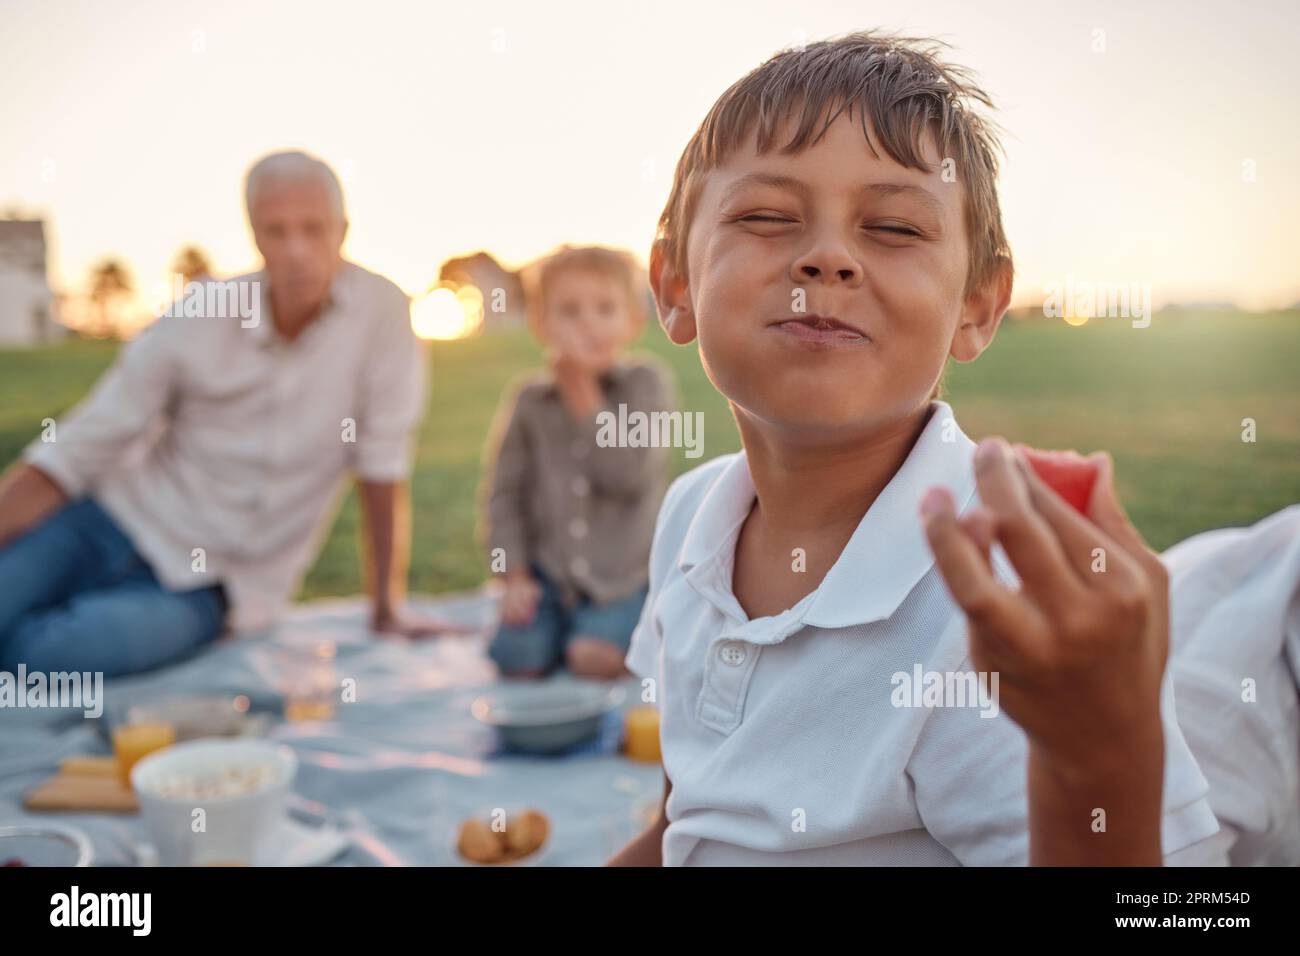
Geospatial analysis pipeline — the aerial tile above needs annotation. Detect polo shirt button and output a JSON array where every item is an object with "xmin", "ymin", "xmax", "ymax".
[
  {"xmin": 570, "ymin": 475, "xmax": 590, "ymax": 497},
  {"xmin": 569, "ymin": 518, "xmax": 588, "ymax": 539},
  {"xmin": 719, "ymin": 642, "xmax": 747, "ymax": 667},
  {"xmin": 570, "ymin": 556, "xmax": 590, "ymax": 576}
]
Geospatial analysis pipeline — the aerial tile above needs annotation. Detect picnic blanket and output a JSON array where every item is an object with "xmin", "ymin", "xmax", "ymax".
[
  {"xmin": 4, "ymin": 506, "xmax": 1298, "ymax": 866},
  {"xmin": 0, "ymin": 588, "xmax": 662, "ymax": 866}
]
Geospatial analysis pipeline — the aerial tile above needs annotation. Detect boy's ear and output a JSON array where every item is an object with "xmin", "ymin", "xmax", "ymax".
[
  {"xmin": 649, "ymin": 239, "xmax": 697, "ymax": 345},
  {"xmin": 950, "ymin": 255, "xmax": 1013, "ymax": 362}
]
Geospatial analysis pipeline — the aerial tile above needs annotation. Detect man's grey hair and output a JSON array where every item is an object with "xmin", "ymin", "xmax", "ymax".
[{"xmin": 244, "ymin": 150, "xmax": 346, "ymax": 222}]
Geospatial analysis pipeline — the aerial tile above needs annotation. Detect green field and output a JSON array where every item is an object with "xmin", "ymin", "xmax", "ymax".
[{"xmin": 2, "ymin": 310, "xmax": 1297, "ymax": 599}]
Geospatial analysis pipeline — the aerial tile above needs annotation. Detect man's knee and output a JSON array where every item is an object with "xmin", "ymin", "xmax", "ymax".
[{"xmin": 0, "ymin": 613, "xmax": 71, "ymax": 674}]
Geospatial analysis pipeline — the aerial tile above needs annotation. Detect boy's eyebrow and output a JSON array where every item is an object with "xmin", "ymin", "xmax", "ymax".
[
  {"xmin": 719, "ymin": 172, "xmax": 812, "ymax": 204},
  {"xmin": 720, "ymin": 174, "xmax": 944, "ymax": 214},
  {"xmin": 864, "ymin": 182, "xmax": 944, "ymax": 213}
]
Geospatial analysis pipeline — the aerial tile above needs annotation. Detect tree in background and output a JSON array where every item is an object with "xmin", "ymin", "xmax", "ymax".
[
  {"xmin": 87, "ymin": 258, "xmax": 133, "ymax": 338},
  {"xmin": 172, "ymin": 245, "xmax": 212, "ymax": 283}
]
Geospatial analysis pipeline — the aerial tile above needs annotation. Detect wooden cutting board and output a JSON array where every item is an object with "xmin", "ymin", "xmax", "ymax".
[{"xmin": 24, "ymin": 756, "xmax": 139, "ymax": 813}]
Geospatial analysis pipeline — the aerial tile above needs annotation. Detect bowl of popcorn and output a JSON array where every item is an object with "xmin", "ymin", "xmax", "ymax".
[{"xmin": 131, "ymin": 739, "xmax": 296, "ymax": 866}]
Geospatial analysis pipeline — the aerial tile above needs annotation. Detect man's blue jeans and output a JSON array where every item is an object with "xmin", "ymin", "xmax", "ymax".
[{"xmin": 0, "ymin": 498, "xmax": 227, "ymax": 678}]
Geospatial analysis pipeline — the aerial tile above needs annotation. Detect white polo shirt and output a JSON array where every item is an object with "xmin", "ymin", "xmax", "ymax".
[{"xmin": 625, "ymin": 400, "xmax": 1223, "ymax": 866}]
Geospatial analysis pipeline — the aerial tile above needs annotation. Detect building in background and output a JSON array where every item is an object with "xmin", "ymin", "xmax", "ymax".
[
  {"xmin": 0, "ymin": 219, "xmax": 62, "ymax": 346},
  {"xmin": 438, "ymin": 251, "xmax": 526, "ymax": 331}
]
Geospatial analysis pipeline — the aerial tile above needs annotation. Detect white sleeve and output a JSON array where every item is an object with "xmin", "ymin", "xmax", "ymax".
[
  {"xmin": 624, "ymin": 469, "xmax": 697, "ymax": 682},
  {"xmin": 354, "ymin": 287, "xmax": 428, "ymax": 482},
  {"xmin": 625, "ymin": 503, "xmax": 671, "ymax": 683},
  {"xmin": 908, "ymin": 673, "xmax": 1032, "ymax": 865},
  {"xmin": 23, "ymin": 316, "xmax": 179, "ymax": 496},
  {"xmin": 1163, "ymin": 504, "xmax": 1300, "ymax": 865},
  {"xmin": 910, "ymin": 656, "xmax": 1221, "ymax": 865}
]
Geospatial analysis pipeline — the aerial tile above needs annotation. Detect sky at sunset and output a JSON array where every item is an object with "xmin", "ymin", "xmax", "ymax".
[{"xmin": 2, "ymin": 0, "xmax": 1298, "ymax": 322}]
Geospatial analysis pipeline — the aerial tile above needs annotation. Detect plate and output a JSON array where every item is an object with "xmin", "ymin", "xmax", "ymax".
[{"xmin": 449, "ymin": 808, "xmax": 550, "ymax": 867}]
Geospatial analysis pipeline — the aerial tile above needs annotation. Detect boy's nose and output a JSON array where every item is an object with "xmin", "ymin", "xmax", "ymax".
[{"xmin": 791, "ymin": 242, "xmax": 863, "ymax": 286}]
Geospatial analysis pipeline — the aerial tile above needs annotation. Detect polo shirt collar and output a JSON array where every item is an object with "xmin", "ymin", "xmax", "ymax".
[
  {"xmin": 676, "ymin": 400, "xmax": 978, "ymax": 631},
  {"xmin": 804, "ymin": 400, "xmax": 977, "ymax": 628}
]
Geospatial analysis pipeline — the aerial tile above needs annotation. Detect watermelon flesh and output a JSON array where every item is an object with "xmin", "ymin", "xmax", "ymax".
[{"xmin": 1012, "ymin": 444, "xmax": 1101, "ymax": 515}]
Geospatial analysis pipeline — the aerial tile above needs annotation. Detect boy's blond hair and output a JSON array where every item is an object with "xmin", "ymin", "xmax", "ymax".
[
  {"xmin": 524, "ymin": 245, "xmax": 649, "ymax": 341},
  {"xmin": 656, "ymin": 32, "xmax": 1013, "ymax": 397}
]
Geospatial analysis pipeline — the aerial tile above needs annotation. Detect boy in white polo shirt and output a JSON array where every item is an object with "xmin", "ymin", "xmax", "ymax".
[{"xmin": 608, "ymin": 31, "xmax": 1231, "ymax": 866}]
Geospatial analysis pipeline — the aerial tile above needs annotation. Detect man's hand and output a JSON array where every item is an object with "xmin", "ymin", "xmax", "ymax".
[
  {"xmin": 920, "ymin": 437, "xmax": 1169, "ymax": 865},
  {"xmin": 370, "ymin": 604, "xmax": 475, "ymax": 638},
  {"xmin": 500, "ymin": 573, "xmax": 542, "ymax": 628},
  {"xmin": 0, "ymin": 463, "xmax": 69, "ymax": 549}
]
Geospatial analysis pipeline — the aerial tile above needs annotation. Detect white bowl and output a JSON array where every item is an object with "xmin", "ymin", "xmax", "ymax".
[{"xmin": 131, "ymin": 739, "xmax": 296, "ymax": 866}]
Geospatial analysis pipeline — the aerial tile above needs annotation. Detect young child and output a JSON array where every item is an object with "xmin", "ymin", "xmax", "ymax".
[
  {"xmin": 480, "ymin": 246, "xmax": 676, "ymax": 680},
  {"xmin": 608, "ymin": 32, "xmax": 1245, "ymax": 866}
]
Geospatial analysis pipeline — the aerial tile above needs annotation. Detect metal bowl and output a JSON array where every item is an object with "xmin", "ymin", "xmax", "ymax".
[
  {"xmin": 0, "ymin": 824, "xmax": 94, "ymax": 867},
  {"xmin": 471, "ymin": 680, "xmax": 626, "ymax": 754}
]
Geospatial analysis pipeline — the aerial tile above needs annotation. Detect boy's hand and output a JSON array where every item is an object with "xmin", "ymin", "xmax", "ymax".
[
  {"xmin": 548, "ymin": 324, "xmax": 607, "ymax": 420},
  {"xmin": 501, "ymin": 573, "xmax": 542, "ymax": 627},
  {"xmin": 921, "ymin": 437, "xmax": 1168, "ymax": 763},
  {"xmin": 920, "ymin": 438, "xmax": 1168, "ymax": 863},
  {"xmin": 547, "ymin": 323, "xmax": 604, "ymax": 379}
]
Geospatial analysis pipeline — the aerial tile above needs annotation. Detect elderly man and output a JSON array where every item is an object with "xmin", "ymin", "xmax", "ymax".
[{"xmin": 0, "ymin": 150, "xmax": 453, "ymax": 677}]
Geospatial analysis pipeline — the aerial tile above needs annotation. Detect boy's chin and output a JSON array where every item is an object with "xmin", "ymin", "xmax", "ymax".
[{"xmin": 733, "ymin": 398, "xmax": 896, "ymax": 441}]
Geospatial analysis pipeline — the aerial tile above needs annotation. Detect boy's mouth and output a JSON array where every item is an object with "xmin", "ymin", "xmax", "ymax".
[{"xmin": 771, "ymin": 314, "xmax": 870, "ymax": 347}]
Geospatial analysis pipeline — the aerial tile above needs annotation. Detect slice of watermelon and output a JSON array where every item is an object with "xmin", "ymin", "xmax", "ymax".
[{"xmin": 1013, "ymin": 444, "xmax": 1100, "ymax": 515}]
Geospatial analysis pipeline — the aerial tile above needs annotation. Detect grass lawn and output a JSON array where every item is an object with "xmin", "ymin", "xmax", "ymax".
[{"xmin": 1, "ymin": 309, "xmax": 1297, "ymax": 599}]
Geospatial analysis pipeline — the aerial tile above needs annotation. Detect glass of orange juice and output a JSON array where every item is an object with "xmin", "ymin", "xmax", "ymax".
[
  {"xmin": 112, "ymin": 721, "xmax": 176, "ymax": 788},
  {"xmin": 622, "ymin": 706, "xmax": 661, "ymax": 763},
  {"xmin": 279, "ymin": 639, "xmax": 338, "ymax": 723}
]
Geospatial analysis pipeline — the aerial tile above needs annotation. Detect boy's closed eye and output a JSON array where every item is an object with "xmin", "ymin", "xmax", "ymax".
[{"xmin": 730, "ymin": 209, "xmax": 933, "ymax": 244}]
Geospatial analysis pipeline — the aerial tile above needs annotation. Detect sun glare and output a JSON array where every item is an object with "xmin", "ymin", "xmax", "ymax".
[{"xmin": 411, "ymin": 282, "xmax": 484, "ymax": 340}]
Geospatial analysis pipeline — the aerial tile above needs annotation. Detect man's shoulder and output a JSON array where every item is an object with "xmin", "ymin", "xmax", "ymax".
[{"xmin": 337, "ymin": 261, "xmax": 411, "ymax": 318}]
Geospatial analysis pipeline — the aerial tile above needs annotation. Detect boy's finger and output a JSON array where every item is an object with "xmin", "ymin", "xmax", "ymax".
[
  {"xmin": 1085, "ymin": 451, "xmax": 1165, "ymax": 577},
  {"xmin": 972, "ymin": 438, "xmax": 1083, "ymax": 611},
  {"xmin": 958, "ymin": 506, "xmax": 996, "ymax": 569},
  {"xmin": 921, "ymin": 488, "xmax": 1031, "ymax": 650}
]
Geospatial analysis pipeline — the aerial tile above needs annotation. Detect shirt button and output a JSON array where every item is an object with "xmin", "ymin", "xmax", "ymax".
[
  {"xmin": 570, "ymin": 439, "xmax": 589, "ymax": 460},
  {"xmin": 570, "ymin": 556, "xmax": 590, "ymax": 576},
  {"xmin": 718, "ymin": 642, "xmax": 747, "ymax": 667},
  {"xmin": 569, "ymin": 517, "xmax": 588, "ymax": 539},
  {"xmin": 570, "ymin": 475, "xmax": 590, "ymax": 497}
]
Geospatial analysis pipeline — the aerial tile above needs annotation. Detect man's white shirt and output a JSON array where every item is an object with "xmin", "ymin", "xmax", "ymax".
[{"xmin": 24, "ymin": 262, "xmax": 427, "ymax": 631}]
